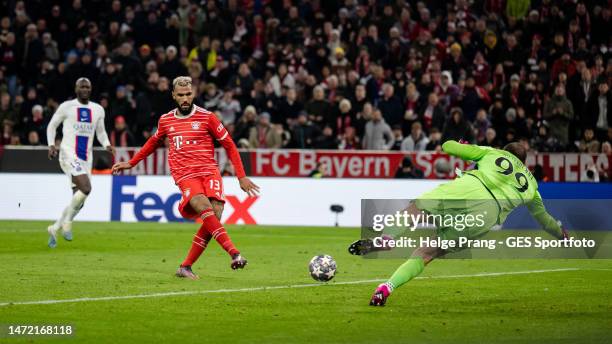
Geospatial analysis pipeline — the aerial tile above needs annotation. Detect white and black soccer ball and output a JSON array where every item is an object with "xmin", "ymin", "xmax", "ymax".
[{"xmin": 309, "ymin": 254, "xmax": 337, "ymax": 282}]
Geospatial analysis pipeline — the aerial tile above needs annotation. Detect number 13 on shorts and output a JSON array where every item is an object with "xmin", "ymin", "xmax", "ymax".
[{"xmin": 206, "ymin": 174, "xmax": 224, "ymax": 202}]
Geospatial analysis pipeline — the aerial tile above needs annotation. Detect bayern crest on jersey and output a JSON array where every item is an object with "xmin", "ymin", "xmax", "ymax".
[{"xmin": 191, "ymin": 122, "xmax": 201, "ymax": 130}]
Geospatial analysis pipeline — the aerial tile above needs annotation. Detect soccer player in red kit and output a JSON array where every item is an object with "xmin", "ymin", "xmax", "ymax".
[{"xmin": 112, "ymin": 76, "xmax": 260, "ymax": 280}]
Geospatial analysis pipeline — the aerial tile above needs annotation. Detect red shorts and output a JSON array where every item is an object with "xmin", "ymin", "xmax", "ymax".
[{"xmin": 177, "ymin": 173, "xmax": 225, "ymax": 219}]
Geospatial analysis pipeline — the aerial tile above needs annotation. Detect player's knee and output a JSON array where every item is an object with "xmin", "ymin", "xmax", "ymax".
[
  {"xmin": 80, "ymin": 184, "xmax": 92, "ymax": 195},
  {"xmin": 412, "ymin": 246, "xmax": 443, "ymax": 264},
  {"xmin": 213, "ymin": 203, "xmax": 224, "ymax": 220},
  {"xmin": 190, "ymin": 195, "xmax": 212, "ymax": 214}
]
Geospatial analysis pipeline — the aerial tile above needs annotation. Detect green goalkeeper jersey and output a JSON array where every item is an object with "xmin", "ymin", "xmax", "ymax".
[{"xmin": 442, "ymin": 140, "xmax": 563, "ymax": 238}]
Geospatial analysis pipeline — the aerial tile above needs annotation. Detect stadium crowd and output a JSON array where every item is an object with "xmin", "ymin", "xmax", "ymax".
[{"xmin": 0, "ymin": 0, "xmax": 611, "ymax": 155}]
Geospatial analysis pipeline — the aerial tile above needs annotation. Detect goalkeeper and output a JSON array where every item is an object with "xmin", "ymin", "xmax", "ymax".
[{"xmin": 360, "ymin": 140, "xmax": 569, "ymax": 306}]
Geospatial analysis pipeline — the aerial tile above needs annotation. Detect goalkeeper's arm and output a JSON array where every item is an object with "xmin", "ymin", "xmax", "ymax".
[
  {"xmin": 526, "ymin": 192, "xmax": 567, "ymax": 239},
  {"xmin": 442, "ymin": 140, "xmax": 489, "ymax": 162}
]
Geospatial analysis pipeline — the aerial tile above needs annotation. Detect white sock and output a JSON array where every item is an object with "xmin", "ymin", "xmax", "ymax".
[
  {"xmin": 52, "ymin": 207, "xmax": 70, "ymax": 231},
  {"xmin": 64, "ymin": 191, "xmax": 88, "ymax": 224}
]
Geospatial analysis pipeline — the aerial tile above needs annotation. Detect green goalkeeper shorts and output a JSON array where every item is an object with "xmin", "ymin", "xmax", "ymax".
[{"xmin": 415, "ymin": 175, "xmax": 500, "ymax": 249}]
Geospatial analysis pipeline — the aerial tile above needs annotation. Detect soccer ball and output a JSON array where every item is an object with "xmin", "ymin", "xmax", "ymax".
[{"xmin": 309, "ymin": 254, "xmax": 337, "ymax": 282}]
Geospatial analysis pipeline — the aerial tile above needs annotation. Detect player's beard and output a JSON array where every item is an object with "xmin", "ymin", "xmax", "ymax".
[{"xmin": 178, "ymin": 102, "xmax": 193, "ymax": 116}]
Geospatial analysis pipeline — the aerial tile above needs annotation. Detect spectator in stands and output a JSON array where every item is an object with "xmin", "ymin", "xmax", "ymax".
[
  {"xmin": 335, "ymin": 99, "xmax": 353, "ymax": 137},
  {"xmin": 544, "ymin": 84, "xmax": 574, "ymax": 148},
  {"xmin": 0, "ymin": 93, "xmax": 16, "ymax": 129},
  {"xmin": 313, "ymin": 125, "xmax": 338, "ymax": 149},
  {"xmin": 148, "ymin": 76, "xmax": 173, "ymax": 123},
  {"xmin": 42, "ymin": 32, "xmax": 60, "ymax": 62},
  {"xmin": 403, "ymin": 82, "xmax": 422, "ymax": 127},
  {"xmin": 460, "ymin": 75, "xmax": 490, "ymax": 122},
  {"xmin": 217, "ymin": 89, "xmax": 241, "ymax": 125},
  {"xmin": 0, "ymin": 32, "xmax": 19, "ymax": 97},
  {"xmin": 26, "ymin": 130, "xmax": 41, "ymax": 146},
  {"xmin": 401, "ymin": 122, "xmax": 429, "ymax": 152},
  {"xmin": 437, "ymin": 71, "xmax": 459, "ymax": 111},
  {"xmin": 602, "ymin": 142, "xmax": 612, "ymax": 155},
  {"xmin": 531, "ymin": 123, "xmax": 562, "ymax": 153},
  {"xmin": 269, "ymin": 63, "xmax": 295, "ymax": 98},
  {"xmin": 25, "ymin": 105, "xmax": 47, "ymax": 144},
  {"xmin": 2, "ymin": 121, "xmax": 14, "ymax": 145},
  {"xmin": 395, "ymin": 156, "xmax": 424, "ymax": 179},
  {"xmin": 305, "ymin": 86, "xmax": 332, "ymax": 129},
  {"xmin": 234, "ymin": 105, "xmax": 257, "ymax": 142},
  {"xmin": 481, "ymin": 128, "xmax": 498, "ymax": 148},
  {"xmin": 551, "ymin": 52, "xmax": 577, "ymax": 83},
  {"xmin": 290, "ymin": 112, "xmax": 318, "ymax": 149},
  {"xmin": 110, "ymin": 86, "xmax": 135, "ymax": 125},
  {"xmin": 228, "ymin": 63, "xmax": 255, "ymax": 107},
  {"xmin": 339, "ymin": 126, "xmax": 360, "ymax": 150},
  {"xmin": 248, "ymin": 112, "xmax": 281, "ymax": 149},
  {"xmin": 378, "ymin": 83, "xmax": 403, "ymax": 128},
  {"xmin": 585, "ymin": 78, "xmax": 611, "ymax": 141},
  {"xmin": 22, "ymin": 24, "xmax": 44, "ymax": 87},
  {"xmin": 473, "ymin": 109, "xmax": 492, "ymax": 144},
  {"xmin": 502, "ymin": 74, "xmax": 527, "ymax": 111},
  {"xmin": 578, "ymin": 128, "xmax": 601, "ymax": 153},
  {"xmin": 390, "ymin": 125, "xmax": 404, "ymax": 151},
  {"xmin": 500, "ymin": 108, "xmax": 528, "ymax": 143},
  {"xmin": 351, "ymin": 84, "xmax": 368, "ymax": 116},
  {"xmin": 277, "ymin": 88, "xmax": 303, "ymax": 127},
  {"xmin": 425, "ymin": 127, "xmax": 442, "ymax": 151},
  {"xmin": 202, "ymin": 83, "xmax": 223, "ymax": 111},
  {"xmin": 0, "ymin": 0, "xmax": 608, "ymax": 169},
  {"xmin": 570, "ymin": 68, "xmax": 595, "ymax": 129},
  {"xmin": 109, "ymin": 115, "xmax": 135, "ymax": 147},
  {"xmin": 330, "ymin": 46, "xmax": 349, "ymax": 74},
  {"xmin": 363, "ymin": 109, "xmax": 393, "ymax": 150},
  {"xmin": 419, "ymin": 93, "xmax": 446, "ymax": 134},
  {"xmin": 274, "ymin": 124, "xmax": 291, "ymax": 148},
  {"xmin": 443, "ymin": 108, "xmax": 473, "ymax": 143},
  {"xmin": 159, "ymin": 45, "xmax": 186, "ymax": 81}
]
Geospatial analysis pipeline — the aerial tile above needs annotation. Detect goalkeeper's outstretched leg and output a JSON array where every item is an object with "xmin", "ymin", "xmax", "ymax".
[
  {"xmin": 370, "ymin": 245, "xmax": 446, "ymax": 306},
  {"xmin": 359, "ymin": 201, "xmax": 448, "ymax": 306}
]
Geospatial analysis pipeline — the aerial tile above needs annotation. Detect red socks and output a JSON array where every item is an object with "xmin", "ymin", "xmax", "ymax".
[
  {"xmin": 181, "ymin": 226, "xmax": 212, "ymax": 267},
  {"xmin": 200, "ymin": 209, "xmax": 240, "ymax": 256},
  {"xmin": 181, "ymin": 209, "xmax": 239, "ymax": 267}
]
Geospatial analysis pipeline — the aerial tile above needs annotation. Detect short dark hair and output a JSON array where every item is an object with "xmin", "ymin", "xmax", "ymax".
[{"xmin": 503, "ymin": 142, "xmax": 527, "ymax": 163}]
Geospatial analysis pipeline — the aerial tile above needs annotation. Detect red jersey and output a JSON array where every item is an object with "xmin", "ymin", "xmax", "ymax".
[{"xmin": 129, "ymin": 105, "xmax": 246, "ymax": 184}]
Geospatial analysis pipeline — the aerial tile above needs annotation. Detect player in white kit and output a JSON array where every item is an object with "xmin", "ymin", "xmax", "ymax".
[{"xmin": 46, "ymin": 78, "xmax": 115, "ymax": 248}]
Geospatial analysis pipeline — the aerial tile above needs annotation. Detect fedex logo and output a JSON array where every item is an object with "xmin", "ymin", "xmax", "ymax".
[
  {"xmin": 111, "ymin": 176, "xmax": 185, "ymax": 222},
  {"xmin": 110, "ymin": 176, "xmax": 258, "ymax": 224}
]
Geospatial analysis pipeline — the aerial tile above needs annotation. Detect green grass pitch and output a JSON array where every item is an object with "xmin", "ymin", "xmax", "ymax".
[{"xmin": 0, "ymin": 220, "xmax": 611, "ymax": 343}]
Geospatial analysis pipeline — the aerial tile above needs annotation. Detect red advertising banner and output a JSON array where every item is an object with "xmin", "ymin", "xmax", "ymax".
[
  {"xmin": 111, "ymin": 147, "xmax": 611, "ymax": 182},
  {"xmin": 248, "ymin": 150, "xmax": 468, "ymax": 179},
  {"xmin": 525, "ymin": 153, "xmax": 610, "ymax": 182}
]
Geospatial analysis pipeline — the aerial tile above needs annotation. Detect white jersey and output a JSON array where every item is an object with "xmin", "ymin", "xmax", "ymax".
[{"xmin": 46, "ymin": 99, "xmax": 111, "ymax": 165}]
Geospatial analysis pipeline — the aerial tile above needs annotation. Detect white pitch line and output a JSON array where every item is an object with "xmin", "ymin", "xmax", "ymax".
[{"xmin": 0, "ymin": 268, "xmax": 580, "ymax": 307}]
